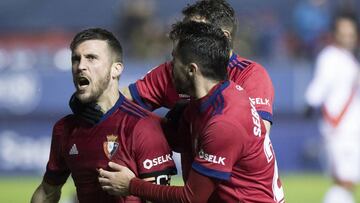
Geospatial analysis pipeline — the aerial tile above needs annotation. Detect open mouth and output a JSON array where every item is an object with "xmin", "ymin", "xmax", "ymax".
[{"xmin": 77, "ymin": 77, "xmax": 90, "ymax": 90}]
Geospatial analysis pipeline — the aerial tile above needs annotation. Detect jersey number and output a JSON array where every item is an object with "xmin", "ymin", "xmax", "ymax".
[{"xmin": 263, "ymin": 134, "xmax": 285, "ymax": 203}]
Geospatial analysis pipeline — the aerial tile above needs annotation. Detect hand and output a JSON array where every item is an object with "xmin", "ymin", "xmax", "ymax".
[
  {"xmin": 98, "ymin": 162, "xmax": 135, "ymax": 196},
  {"xmin": 69, "ymin": 93, "xmax": 103, "ymax": 124}
]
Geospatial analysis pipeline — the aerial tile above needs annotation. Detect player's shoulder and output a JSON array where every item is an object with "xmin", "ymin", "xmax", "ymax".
[
  {"xmin": 223, "ymin": 81, "xmax": 250, "ymax": 102},
  {"xmin": 228, "ymin": 53, "xmax": 264, "ymax": 70},
  {"xmin": 223, "ymin": 83, "xmax": 254, "ymax": 116},
  {"xmin": 317, "ymin": 45, "xmax": 349, "ymax": 64},
  {"xmin": 130, "ymin": 110, "xmax": 164, "ymax": 141},
  {"xmin": 117, "ymin": 99, "xmax": 153, "ymax": 121},
  {"xmin": 52, "ymin": 114, "xmax": 76, "ymax": 135},
  {"xmin": 228, "ymin": 53, "xmax": 270, "ymax": 78}
]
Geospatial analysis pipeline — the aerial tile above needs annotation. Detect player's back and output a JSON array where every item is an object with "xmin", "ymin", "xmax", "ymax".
[{"xmin": 184, "ymin": 80, "xmax": 284, "ymax": 202}]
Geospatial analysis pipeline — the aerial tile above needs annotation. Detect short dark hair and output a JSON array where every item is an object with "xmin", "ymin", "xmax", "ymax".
[
  {"xmin": 172, "ymin": 21, "xmax": 230, "ymax": 81},
  {"xmin": 70, "ymin": 28, "xmax": 123, "ymax": 62},
  {"xmin": 331, "ymin": 11, "xmax": 359, "ymax": 33},
  {"xmin": 182, "ymin": 0, "xmax": 236, "ymax": 44}
]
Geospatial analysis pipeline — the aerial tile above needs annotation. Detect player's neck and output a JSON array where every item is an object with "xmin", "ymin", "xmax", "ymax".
[
  {"xmin": 193, "ymin": 77, "xmax": 219, "ymax": 99},
  {"xmin": 96, "ymin": 85, "xmax": 120, "ymax": 113}
]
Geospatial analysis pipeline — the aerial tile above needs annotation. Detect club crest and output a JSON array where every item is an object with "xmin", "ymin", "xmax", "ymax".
[{"xmin": 103, "ymin": 134, "xmax": 119, "ymax": 159}]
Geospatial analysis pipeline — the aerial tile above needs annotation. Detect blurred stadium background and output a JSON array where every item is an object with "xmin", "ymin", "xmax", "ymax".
[{"xmin": 0, "ymin": 0, "xmax": 360, "ymax": 202}]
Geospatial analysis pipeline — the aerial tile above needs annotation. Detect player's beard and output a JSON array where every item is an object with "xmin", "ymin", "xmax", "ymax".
[{"xmin": 75, "ymin": 72, "xmax": 111, "ymax": 104}]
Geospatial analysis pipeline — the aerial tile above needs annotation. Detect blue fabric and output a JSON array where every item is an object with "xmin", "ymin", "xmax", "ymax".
[{"xmin": 192, "ymin": 162, "xmax": 231, "ymax": 181}]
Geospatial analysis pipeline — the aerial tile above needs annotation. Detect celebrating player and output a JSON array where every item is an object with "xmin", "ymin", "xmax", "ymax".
[
  {"xmin": 31, "ymin": 28, "xmax": 176, "ymax": 203},
  {"xmin": 98, "ymin": 21, "xmax": 285, "ymax": 203}
]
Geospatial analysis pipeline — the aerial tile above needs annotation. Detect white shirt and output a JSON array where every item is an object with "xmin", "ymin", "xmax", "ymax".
[{"xmin": 305, "ymin": 45, "xmax": 360, "ymax": 133}]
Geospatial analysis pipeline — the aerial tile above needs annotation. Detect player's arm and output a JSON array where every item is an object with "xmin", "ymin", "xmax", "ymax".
[
  {"xmin": 305, "ymin": 53, "xmax": 336, "ymax": 109},
  {"xmin": 130, "ymin": 122, "xmax": 239, "ymax": 202},
  {"xmin": 32, "ymin": 118, "xmax": 71, "ymax": 203},
  {"xmin": 127, "ymin": 62, "xmax": 178, "ymax": 111},
  {"xmin": 99, "ymin": 162, "xmax": 217, "ymax": 203},
  {"xmin": 241, "ymin": 64, "xmax": 274, "ymax": 133},
  {"xmin": 31, "ymin": 181, "xmax": 63, "ymax": 203}
]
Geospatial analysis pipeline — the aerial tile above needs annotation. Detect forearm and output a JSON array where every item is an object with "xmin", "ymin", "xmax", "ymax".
[
  {"xmin": 130, "ymin": 178, "xmax": 188, "ymax": 203},
  {"xmin": 31, "ymin": 182, "xmax": 62, "ymax": 203},
  {"xmin": 129, "ymin": 169, "xmax": 216, "ymax": 203}
]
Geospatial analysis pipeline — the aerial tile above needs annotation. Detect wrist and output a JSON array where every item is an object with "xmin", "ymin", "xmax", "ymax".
[{"xmin": 128, "ymin": 177, "xmax": 140, "ymax": 195}]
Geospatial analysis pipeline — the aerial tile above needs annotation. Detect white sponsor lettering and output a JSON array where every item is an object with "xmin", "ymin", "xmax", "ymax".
[
  {"xmin": 250, "ymin": 97, "xmax": 270, "ymax": 106},
  {"xmin": 250, "ymin": 98, "xmax": 262, "ymax": 137},
  {"xmin": 143, "ymin": 154, "xmax": 172, "ymax": 169},
  {"xmin": 198, "ymin": 149, "xmax": 226, "ymax": 165}
]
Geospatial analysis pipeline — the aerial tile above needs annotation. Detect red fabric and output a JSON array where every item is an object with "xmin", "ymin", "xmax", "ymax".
[
  {"xmin": 130, "ymin": 169, "xmax": 217, "ymax": 203},
  {"xmin": 133, "ymin": 53, "xmax": 274, "ymax": 121},
  {"xmin": 43, "ymin": 96, "xmax": 176, "ymax": 203},
  {"xmin": 178, "ymin": 81, "xmax": 283, "ymax": 202}
]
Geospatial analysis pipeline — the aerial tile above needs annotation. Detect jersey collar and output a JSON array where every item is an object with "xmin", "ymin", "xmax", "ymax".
[
  {"xmin": 98, "ymin": 93, "xmax": 126, "ymax": 124},
  {"xmin": 197, "ymin": 80, "xmax": 230, "ymax": 113}
]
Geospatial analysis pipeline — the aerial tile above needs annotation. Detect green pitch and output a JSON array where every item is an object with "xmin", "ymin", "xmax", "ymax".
[{"xmin": 1, "ymin": 173, "xmax": 359, "ymax": 203}]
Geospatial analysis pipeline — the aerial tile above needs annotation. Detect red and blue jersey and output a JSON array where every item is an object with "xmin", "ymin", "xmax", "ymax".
[
  {"xmin": 179, "ymin": 81, "xmax": 284, "ymax": 202},
  {"xmin": 43, "ymin": 94, "xmax": 177, "ymax": 203},
  {"xmin": 129, "ymin": 52, "xmax": 274, "ymax": 123}
]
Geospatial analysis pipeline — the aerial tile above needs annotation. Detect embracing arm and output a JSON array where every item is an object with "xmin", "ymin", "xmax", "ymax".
[
  {"xmin": 31, "ymin": 181, "xmax": 63, "ymax": 203},
  {"xmin": 103, "ymin": 164, "xmax": 218, "ymax": 203},
  {"xmin": 131, "ymin": 169, "xmax": 217, "ymax": 203}
]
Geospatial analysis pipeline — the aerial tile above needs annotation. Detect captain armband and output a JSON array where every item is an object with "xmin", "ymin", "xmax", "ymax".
[{"xmin": 140, "ymin": 168, "xmax": 177, "ymax": 185}]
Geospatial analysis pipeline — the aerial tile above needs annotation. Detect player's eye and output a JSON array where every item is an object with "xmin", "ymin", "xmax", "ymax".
[
  {"xmin": 86, "ymin": 54, "xmax": 97, "ymax": 61},
  {"xmin": 71, "ymin": 55, "xmax": 80, "ymax": 64}
]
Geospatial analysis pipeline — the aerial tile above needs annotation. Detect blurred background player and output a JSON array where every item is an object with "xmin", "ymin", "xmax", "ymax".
[
  {"xmin": 72, "ymin": 0, "xmax": 275, "ymax": 134},
  {"xmin": 305, "ymin": 12, "xmax": 360, "ymax": 203},
  {"xmin": 31, "ymin": 28, "xmax": 176, "ymax": 203},
  {"xmin": 98, "ymin": 21, "xmax": 285, "ymax": 203}
]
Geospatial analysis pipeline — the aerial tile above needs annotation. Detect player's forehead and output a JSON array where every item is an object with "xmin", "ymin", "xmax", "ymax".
[{"xmin": 73, "ymin": 40, "xmax": 110, "ymax": 55}]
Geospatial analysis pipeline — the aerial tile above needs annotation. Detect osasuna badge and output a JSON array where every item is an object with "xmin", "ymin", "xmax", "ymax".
[{"xmin": 103, "ymin": 135, "xmax": 119, "ymax": 159}]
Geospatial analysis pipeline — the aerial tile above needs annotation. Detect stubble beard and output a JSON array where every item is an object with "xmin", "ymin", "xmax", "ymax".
[{"xmin": 76, "ymin": 73, "xmax": 111, "ymax": 104}]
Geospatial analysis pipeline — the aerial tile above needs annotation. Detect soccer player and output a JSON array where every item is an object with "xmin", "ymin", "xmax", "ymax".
[
  {"xmin": 72, "ymin": 0, "xmax": 274, "ymax": 133},
  {"xmin": 305, "ymin": 12, "xmax": 360, "ymax": 203},
  {"xmin": 98, "ymin": 21, "xmax": 285, "ymax": 203},
  {"xmin": 31, "ymin": 28, "xmax": 176, "ymax": 203}
]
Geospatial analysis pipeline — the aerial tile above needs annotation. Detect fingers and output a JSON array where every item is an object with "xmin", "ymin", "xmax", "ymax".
[
  {"xmin": 99, "ymin": 168, "xmax": 113, "ymax": 178},
  {"xmin": 108, "ymin": 162, "xmax": 124, "ymax": 171},
  {"xmin": 98, "ymin": 177, "xmax": 111, "ymax": 186},
  {"xmin": 100, "ymin": 185, "xmax": 117, "ymax": 195}
]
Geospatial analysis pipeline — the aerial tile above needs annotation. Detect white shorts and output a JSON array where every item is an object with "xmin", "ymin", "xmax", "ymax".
[{"xmin": 323, "ymin": 131, "xmax": 360, "ymax": 183}]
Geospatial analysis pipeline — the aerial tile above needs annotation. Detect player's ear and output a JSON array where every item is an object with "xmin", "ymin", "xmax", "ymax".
[
  {"xmin": 112, "ymin": 62, "xmax": 124, "ymax": 79},
  {"xmin": 222, "ymin": 29, "xmax": 231, "ymax": 41},
  {"xmin": 188, "ymin": 63, "xmax": 198, "ymax": 78}
]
